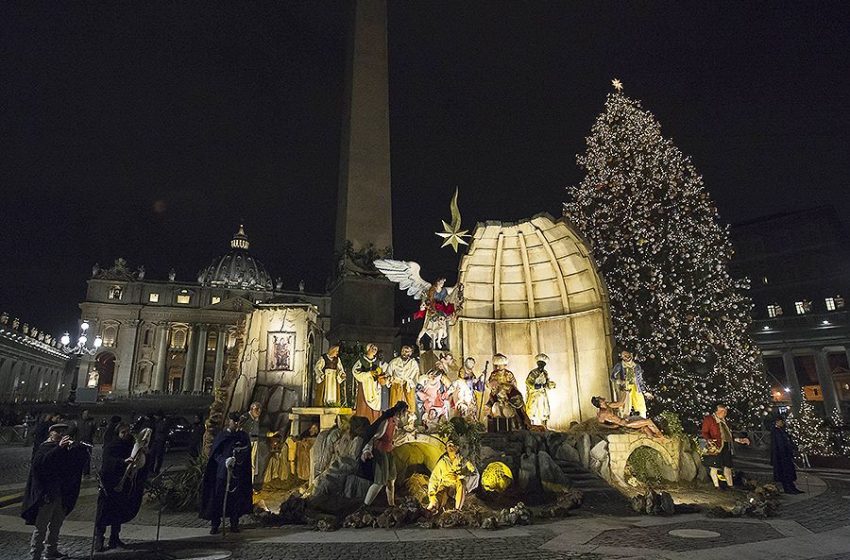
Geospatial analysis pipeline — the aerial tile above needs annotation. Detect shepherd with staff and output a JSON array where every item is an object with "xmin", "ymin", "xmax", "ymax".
[{"xmin": 200, "ymin": 412, "xmax": 252, "ymax": 535}]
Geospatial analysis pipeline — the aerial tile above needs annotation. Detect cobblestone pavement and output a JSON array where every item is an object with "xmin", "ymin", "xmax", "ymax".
[
  {"xmin": 0, "ymin": 526, "xmax": 612, "ymax": 560},
  {"xmin": 782, "ymin": 475, "xmax": 850, "ymax": 533},
  {"xmin": 587, "ymin": 519, "xmax": 784, "ymax": 552}
]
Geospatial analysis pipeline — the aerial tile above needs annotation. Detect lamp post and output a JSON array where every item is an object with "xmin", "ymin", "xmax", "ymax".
[{"xmin": 59, "ymin": 321, "xmax": 102, "ymax": 403}]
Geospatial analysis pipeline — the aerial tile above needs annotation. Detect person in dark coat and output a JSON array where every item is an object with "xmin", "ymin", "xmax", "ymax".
[
  {"xmin": 76, "ymin": 410, "xmax": 97, "ymax": 476},
  {"xmin": 102, "ymin": 415, "xmax": 122, "ymax": 446},
  {"xmin": 771, "ymin": 417, "xmax": 802, "ymax": 494},
  {"xmin": 188, "ymin": 414, "xmax": 205, "ymax": 459},
  {"xmin": 150, "ymin": 411, "xmax": 169, "ymax": 474},
  {"xmin": 199, "ymin": 412, "xmax": 252, "ymax": 534},
  {"xmin": 22, "ymin": 423, "xmax": 87, "ymax": 560},
  {"xmin": 94, "ymin": 422, "xmax": 149, "ymax": 551}
]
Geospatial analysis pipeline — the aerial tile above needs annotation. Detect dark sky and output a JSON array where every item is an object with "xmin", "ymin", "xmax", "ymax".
[{"xmin": 2, "ymin": 1, "xmax": 849, "ymax": 336}]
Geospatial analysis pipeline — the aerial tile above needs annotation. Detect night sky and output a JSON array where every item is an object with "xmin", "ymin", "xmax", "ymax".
[{"xmin": 2, "ymin": 1, "xmax": 849, "ymax": 336}]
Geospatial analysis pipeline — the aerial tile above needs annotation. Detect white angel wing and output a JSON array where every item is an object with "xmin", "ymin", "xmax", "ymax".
[{"xmin": 373, "ymin": 259, "xmax": 431, "ymax": 300}]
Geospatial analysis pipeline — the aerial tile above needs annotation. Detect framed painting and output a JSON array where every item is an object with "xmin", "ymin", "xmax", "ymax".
[{"xmin": 267, "ymin": 332, "xmax": 296, "ymax": 371}]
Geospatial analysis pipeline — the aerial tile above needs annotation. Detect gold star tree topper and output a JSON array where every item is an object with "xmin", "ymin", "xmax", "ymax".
[
  {"xmin": 612, "ymin": 78, "xmax": 623, "ymax": 92},
  {"xmin": 436, "ymin": 188, "xmax": 470, "ymax": 252}
]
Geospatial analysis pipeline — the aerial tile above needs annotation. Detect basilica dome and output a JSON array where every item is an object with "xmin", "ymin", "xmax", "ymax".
[{"xmin": 199, "ymin": 226, "xmax": 274, "ymax": 291}]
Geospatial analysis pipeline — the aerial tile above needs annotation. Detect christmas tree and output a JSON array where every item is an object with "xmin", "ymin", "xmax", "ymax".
[
  {"xmin": 563, "ymin": 81, "xmax": 769, "ymax": 429},
  {"xmin": 787, "ymin": 393, "xmax": 834, "ymax": 457}
]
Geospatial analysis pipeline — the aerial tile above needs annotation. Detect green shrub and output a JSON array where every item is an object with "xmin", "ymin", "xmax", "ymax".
[{"xmin": 626, "ymin": 446, "xmax": 663, "ymax": 485}]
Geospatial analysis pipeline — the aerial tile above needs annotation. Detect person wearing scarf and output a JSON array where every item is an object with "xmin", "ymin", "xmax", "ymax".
[{"xmin": 94, "ymin": 422, "xmax": 150, "ymax": 551}]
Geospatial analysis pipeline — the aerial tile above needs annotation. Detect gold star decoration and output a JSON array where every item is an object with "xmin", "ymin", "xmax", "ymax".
[
  {"xmin": 435, "ymin": 187, "xmax": 470, "ymax": 252},
  {"xmin": 612, "ymin": 78, "xmax": 623, "ymax": 92}
]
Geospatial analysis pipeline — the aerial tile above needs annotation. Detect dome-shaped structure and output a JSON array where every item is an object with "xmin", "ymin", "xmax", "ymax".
[
  {"xmin": 449, "ymin": 214, "xmax": 614, "ymax": 430},
  {"xmin": 199, "ymin": 226, "xmax": 274, "ymax": 291}
]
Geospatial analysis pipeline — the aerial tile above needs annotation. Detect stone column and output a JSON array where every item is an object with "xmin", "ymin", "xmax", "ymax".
[
  {"xmin": 213, "ymin": 327, "xmax": 226, "ymax": 387},
  {"xmin": 782, "ymin": 351, "xmax": 802, "ymax": 411},
  {"xmin": 113, "ymin": 320, "xmax": 140, "ymax": 395},
  {"xmin": 152, "ymin": 323, "xmax": 170, "ymax": 392},
  {"xmin": 193, "ymin": 324, "xmax": 208, "ymax": 392},
  {"xmin": 183, "ymin": 326, "xmax": 197, "ymax": 393},
  {"xmin": 815, "ymin": 349, "xmax": 840, "ymax": 417}
]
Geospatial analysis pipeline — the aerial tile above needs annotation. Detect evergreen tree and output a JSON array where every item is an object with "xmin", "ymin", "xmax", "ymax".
[
  {"xmin": 564, "ymin": 83, "xmax": 769, "ymax": 429},
  {"xmin": 787, "ymin": 393, "xmax": 834, "ymax": 457}
]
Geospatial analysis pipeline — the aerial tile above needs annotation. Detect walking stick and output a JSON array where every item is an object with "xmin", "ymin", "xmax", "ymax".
[
  {"xmin": 220, "ymin": 454, "xmax": 234, "ymax": 537},
  {"xmin": 477, "ymin": 361, "xmax": 489, "ymax": 424}
]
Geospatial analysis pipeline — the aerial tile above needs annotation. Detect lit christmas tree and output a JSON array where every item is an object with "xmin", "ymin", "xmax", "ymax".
[
  {"xmin": 563, "ymin": 80, "xmax": 770, "ymax": 429},
  {"xmin": 787, "ymin": 392, "xmax": 834, "ymax": 458}
]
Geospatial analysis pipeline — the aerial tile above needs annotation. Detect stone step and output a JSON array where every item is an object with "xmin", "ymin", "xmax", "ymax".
[{"xmin": 565, "ymin": 472, "xmax": 598, "ymax": 481}]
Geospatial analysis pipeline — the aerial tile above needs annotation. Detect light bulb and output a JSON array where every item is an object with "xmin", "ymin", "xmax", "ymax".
[
  {"xmin": 80, "ymin": 321, "xmax": 89, "ymax": 332},
  {"xmin": 94, "ymin": 336, "xmax": 102, "ymax": 348},
  {"xmin": 61, "ymin": 333, "xmax": 70, "ymax": 346},
  {"xmin": 79, "ymin": 335, "xmax": 87, "ymax": 346}
]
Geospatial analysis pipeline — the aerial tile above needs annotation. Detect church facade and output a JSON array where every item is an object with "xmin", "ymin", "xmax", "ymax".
[{"xmin": 76, "ymin": 226, "xmax": 330, "ymax": 399}]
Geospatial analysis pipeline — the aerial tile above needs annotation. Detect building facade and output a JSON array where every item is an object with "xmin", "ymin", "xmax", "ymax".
[
  {"xmin": 730, "ymin": 206, "xmax": 850, "ymax": 419},
  {"xmin": 78, "ymin": 226, "xmax": 330, "ymax": 398},
  {"xmin": 0, "ymin": 314, "xmax": 71, "ymax": 403}
]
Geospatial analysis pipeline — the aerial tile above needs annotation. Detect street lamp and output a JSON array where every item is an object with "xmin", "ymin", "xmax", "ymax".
[{"xmin": 59, "ymin": 321, "xmax": 102, "ymax": 402}]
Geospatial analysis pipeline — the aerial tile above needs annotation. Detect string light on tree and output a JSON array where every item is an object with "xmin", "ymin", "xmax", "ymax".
[
  {"xmin": 563, "ymin": 81, "xmax": 770, "ymax": 429},
  {"xmin": 787, "ymin": 392, "xmax": 835, "ymax": 459}
]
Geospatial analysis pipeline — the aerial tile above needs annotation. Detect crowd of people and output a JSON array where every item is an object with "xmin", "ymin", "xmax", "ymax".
[{"xmin": 21, "ymin": 408, "xmax": 209, "ymax": 560}]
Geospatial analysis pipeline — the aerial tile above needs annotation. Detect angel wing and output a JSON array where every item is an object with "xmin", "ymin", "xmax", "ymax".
[{"xmin": 373, "ymin": 259, "xmax": 432, "ymax": 300}]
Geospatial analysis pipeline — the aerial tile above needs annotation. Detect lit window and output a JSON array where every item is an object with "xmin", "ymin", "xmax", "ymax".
[
  {"xmin": 207, "ymin": 332, "xmax": 218, "ymax": 352},
  {"xmin": 826, "ymin": 297, "xmax": 836, "ymax": 311},
  {"xmin": 211, "ymin": 296, "xmax": 221, "ymax": 305},
  {"xmin": 108, "ymin": 286, "xmax": 123, "ymax": 300},
  {"xmin": 102, "ymin": 325, "xmax": 118, "ymax": 347},
  {"xmin": 795, "ymin": 300, "xmax": 812, "ymax": 315},
  {"xmin": 149, "ymin": 293, "xmax": 160, "ymax": 303},
  {"xmin": 176, "ymin": 291, "xmax": 191, "ymax": 305},
  {"xmin": 767, "ymin": 304, "xmax": 783, "ymax": 318},
  {"xmin": 171, "ymin": 329, "xmax": 187, "ymax": 349}
]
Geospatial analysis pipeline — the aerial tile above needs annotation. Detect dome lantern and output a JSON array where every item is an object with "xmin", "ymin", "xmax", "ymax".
[{"xmin": 198, "ymin": 225, "xmax": 273, "ymax": 291}]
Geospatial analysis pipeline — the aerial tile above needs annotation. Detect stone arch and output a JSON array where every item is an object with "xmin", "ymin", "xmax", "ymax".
[
  {"xmin": 393, "ymin": 435, "xmax": 449, "ymax": 480},
  {"xmin": 607, "ymin": 433, "xmax": 682, "ymax": 483}
]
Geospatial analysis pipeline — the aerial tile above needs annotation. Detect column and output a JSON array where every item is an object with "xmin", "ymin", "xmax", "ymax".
[
  {"xmin": 193, "ymin": 324, "xmax": 208, "ymax": 392},
  {"xmin": 114, "ymin": 320, "xmax": 140, "ymax": 395},
  {"xmin": 815, "ymin": 349, "xmax": 841, "ymax": 417},
  {"xmin": 782, "ymin": 352, "xmax": 802, "ymax": 412},
  {"xmin": 152, "ymin": 323, "xmax": 170, "ymax": 392},
  {"xmin": 35, "ymin": 367, "xmax": 45, "ymax": 401},
  {"xmin": 213, "ymin": 326, "xmax": 226, "ymax": 387},
  {"xmin": 183, "ymin": 327, "xmax": 197, "ymax": 393}
]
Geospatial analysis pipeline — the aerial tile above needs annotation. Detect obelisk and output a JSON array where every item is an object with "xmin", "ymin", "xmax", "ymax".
[{"xmin": 329, "ymin": 0, "xmax": 396, "ymax": 353}]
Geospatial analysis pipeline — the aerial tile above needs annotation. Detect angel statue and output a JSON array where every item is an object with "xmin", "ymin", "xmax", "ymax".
[{"xmin": 374, "ymin": 260, "xmax": 464, "ymax": 350}]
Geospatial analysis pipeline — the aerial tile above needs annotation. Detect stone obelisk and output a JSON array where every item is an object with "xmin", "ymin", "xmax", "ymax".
[{"xmin": 329, "ymin": 0, "xmax": 396, "ymax": 353}]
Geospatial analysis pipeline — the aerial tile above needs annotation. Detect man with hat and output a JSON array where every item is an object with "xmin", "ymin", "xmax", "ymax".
[
  {"xmin": 486, "ymin": 353, "xmax": 531, "ymax": 430},
  {"xmin": 610, "ymin": 350, "xmax": 651, "ymax": 418},
  {"xmin": 200, "ymin": 412, "xmax": 253, "ymax": 534},
  {"xmin": 526, "ymin": 353, "xmax": 557, "ymax": 428},
  {"xmin": 22, "ymin": 422, "xmax": 88, "ymax": 560}
]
